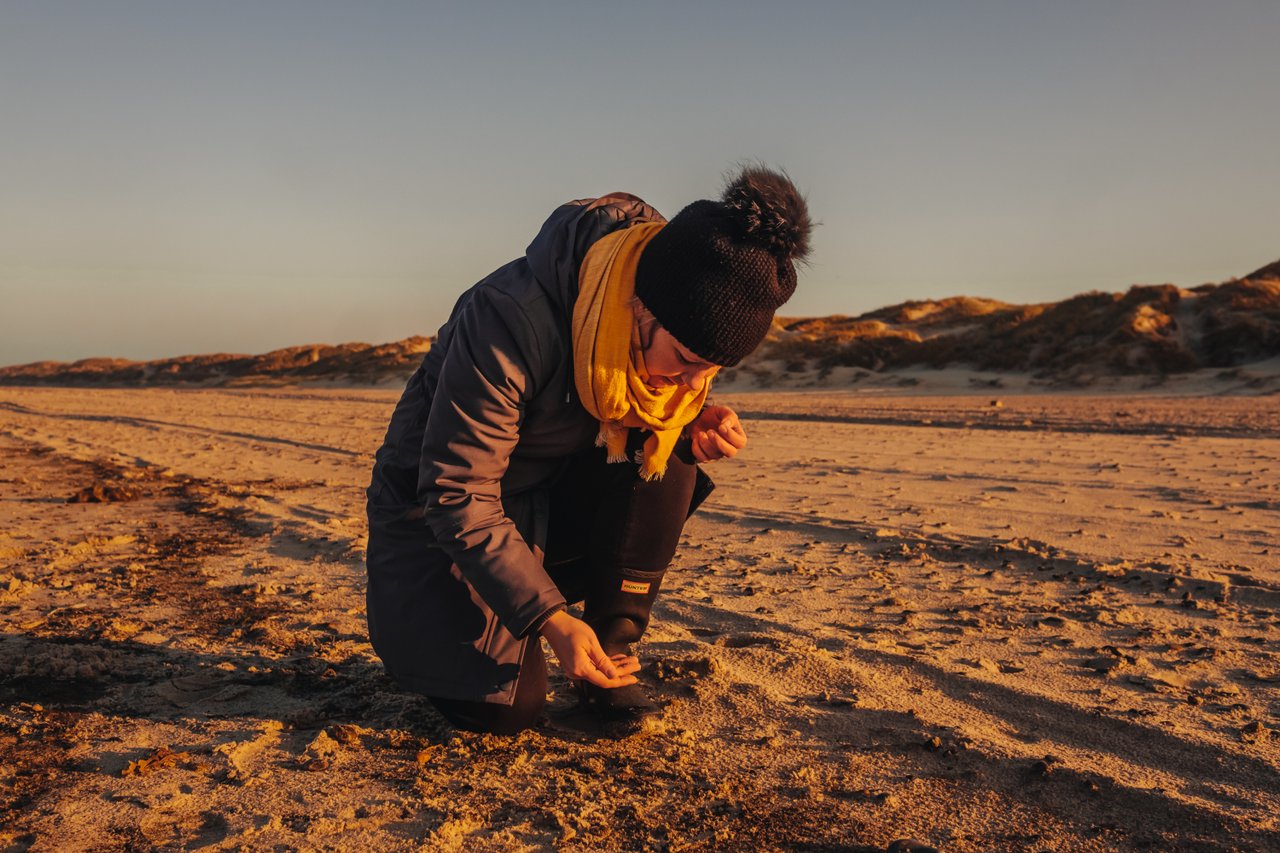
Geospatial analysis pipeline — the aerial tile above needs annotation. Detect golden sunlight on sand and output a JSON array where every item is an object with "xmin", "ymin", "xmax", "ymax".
[{"xmin": 1, "ymin": 387, "xmax": 1277, "ymax": 850}]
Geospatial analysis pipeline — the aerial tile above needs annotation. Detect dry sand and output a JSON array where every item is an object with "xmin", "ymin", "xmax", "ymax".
[{"xmin": 1, "ymin": 385, "xmax": 1277, "ymax": 851}]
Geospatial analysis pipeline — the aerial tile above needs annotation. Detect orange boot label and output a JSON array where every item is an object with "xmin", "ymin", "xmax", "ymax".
[{"xmin": 620, "ymin": 580, "xmax": 651, "ymax": 594}]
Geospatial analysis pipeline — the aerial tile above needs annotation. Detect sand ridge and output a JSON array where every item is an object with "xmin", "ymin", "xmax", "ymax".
[{"xmin": 1, "ymin": 386, "xmax": 1277, "ymax": 851}]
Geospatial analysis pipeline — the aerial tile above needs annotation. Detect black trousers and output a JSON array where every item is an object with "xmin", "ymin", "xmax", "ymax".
[{"xmin": 427, "ymin": 435, "xmax": 708, "ymax": 734}]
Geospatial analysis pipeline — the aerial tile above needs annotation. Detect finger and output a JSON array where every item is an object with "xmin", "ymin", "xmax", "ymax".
[
  {"xmin": 717, "ymin": 421, "xmax": 748, "ymax": 449},
  {"xmin": 697, "ymin": 407, "xmax": 724, "ymax": 433},
  {"xmin": 712, "ymin": 407, "xmax": 734, "ymax": 425},
  {"xmin": 581, "ymin": 643, "xmax": 619, "ymax": 679},
  {"xmin": 715, "ymin": 409, "xmax": 744, "ymax": 435},
  {"xmin": 608, "ymin": 657, "xmax": 642, "ymax": 676},
  {"xmin": 599, "ymin": 655, "xmax": 640, "ymax": 676},
  {"xmin": 587, "ymin": 638, "xmax": 616, "ymax": 672},
  {"xmin": 578, "ymin": 647, "xmax": 641, "ymax": 686},
  {"xmin": 692, "ymin": 432, "xmax": 715, "ymax": 462},
  {"xmin": 595, "ymin": 656, "xmax": 619, "ymax": 679},
  {"xmin": 699, "ymin": 434, "xmax": 725, "ymax": 462},
  {"xmin": 706, "ymin": 430, "xmax": 738, "ymax": 458},
  {"xmin": 570, "ymin": 654, "xmax": 621, "ymax": 684},
  {"xmin": 581, "ymin": 667, "xmax": 639, "ymax": 689}
]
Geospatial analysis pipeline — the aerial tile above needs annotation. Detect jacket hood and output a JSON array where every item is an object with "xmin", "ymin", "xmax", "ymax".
[{"xmin": 524, "ymin": 192, "xmax": 665, "ymax": 316}]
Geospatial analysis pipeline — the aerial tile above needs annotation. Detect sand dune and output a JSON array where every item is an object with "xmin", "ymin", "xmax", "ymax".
[
  {"xmin": 1, "ymin": 386, "xmax": 1278, "ymax": 850},
  {"xmin": 3, "ymin": 262, "xmax": 1277, "ymax": 393}
]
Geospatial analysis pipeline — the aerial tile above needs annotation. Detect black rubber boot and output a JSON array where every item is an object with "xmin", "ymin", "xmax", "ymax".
[
  {"xmin": 580, "ymin": 566, "xmax": 666, "ymax": 722},
  {"xmin": 546, "ymin": 433, "xmax": 703, "ymax": 727}
]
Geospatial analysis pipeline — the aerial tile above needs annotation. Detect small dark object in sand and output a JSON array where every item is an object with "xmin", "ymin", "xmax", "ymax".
[
  {"xmin": 1082, "ymin": 656, "xmax": 1121, "ymax": 674},
  {"xmin": 69, "ymin": 481, "xmax": 138, "ymax": 503}
]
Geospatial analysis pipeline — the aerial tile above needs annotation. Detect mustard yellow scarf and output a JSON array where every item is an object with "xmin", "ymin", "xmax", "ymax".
[{"xmin": 573, "ymin": 222, "xmax": 711, "ymax": 480}]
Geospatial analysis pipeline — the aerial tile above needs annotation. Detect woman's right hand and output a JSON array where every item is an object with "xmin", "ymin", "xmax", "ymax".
[{"xmin": 539, "ymin": 610, "xmax": 640, "ymax": 689}]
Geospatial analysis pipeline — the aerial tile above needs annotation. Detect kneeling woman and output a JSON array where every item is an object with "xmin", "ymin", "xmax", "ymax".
[{"xmin": 365, "ymin": 166, "xmax": 811, "ymax": 734}]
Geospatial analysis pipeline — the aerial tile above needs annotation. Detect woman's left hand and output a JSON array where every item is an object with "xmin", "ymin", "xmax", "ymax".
[{"xmin": 689, "ymin": 405, "xmax": 748, "ymax": 463}]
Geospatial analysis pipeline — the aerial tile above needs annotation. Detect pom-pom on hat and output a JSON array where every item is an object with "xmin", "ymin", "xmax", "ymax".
[{"xmin": 635, "ymin": 165, "xmax": 812, "ymax": 367}]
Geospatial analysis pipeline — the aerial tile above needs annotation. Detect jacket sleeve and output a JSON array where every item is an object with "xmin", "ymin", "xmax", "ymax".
[{"xmin": 416, "ymin": 285, "xmax": 566, "ymax": 639}]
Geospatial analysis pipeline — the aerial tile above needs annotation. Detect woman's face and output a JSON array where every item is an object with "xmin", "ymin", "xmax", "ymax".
[{"xmin": 637, "ymin": 322, "xmax": 720, "ymax": 392}]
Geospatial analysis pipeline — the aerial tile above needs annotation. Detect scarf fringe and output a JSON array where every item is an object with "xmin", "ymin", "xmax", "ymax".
[{"xmin": 597, "ymin": 426, "xmax": 630, "ymax": 464}]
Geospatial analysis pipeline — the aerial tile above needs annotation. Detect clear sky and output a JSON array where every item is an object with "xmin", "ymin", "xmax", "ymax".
[{"xmin": 2, "ymin": 0, "xmax": 1277, "ymax": 365}]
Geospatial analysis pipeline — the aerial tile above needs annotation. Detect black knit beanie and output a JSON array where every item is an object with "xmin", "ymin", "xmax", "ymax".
[{"xmin": 635, "ymin": 166, "xmax": 812, "ymax": 367}]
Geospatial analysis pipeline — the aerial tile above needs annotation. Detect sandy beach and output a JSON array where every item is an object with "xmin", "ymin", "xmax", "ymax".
[{"xmin": 1, "ymin": 385, "xmax": 1278, "ymax": 851}]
